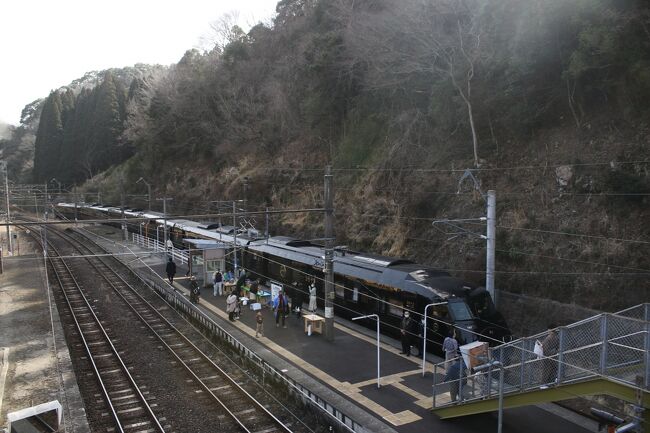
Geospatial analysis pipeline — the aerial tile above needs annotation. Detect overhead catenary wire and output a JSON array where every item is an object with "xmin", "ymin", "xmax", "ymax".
[{"xmin": 33, "ymin": 216, "xmax": 649, "ymax": 414}]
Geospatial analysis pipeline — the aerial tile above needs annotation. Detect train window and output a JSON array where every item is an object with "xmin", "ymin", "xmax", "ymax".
[
  {"xmin": 335, "ymin": 283, "xmax": 345, "ymax": 298},
  {"xmin": 448, "ymin": 301, "xmax": 473, "ymax": 321},
  {"xmin": 352, "ymin": 286, "xmax": 359, "ymax": 302},
  {"xmin": 386, "ymin": 298, "xmax": 404, "ymax": 316}
]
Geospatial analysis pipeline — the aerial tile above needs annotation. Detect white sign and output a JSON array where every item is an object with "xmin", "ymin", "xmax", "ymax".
[
  {"xmin": 271, "ymin": 282, "xmax": 282, "ymax": 300},
  {"xmin": 324, "ymin": 307, "xmax": 334, "ymax": 318}
]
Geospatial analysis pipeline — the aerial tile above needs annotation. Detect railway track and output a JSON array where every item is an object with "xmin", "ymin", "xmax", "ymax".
[
  {"xmin": 29, "ymin": 226, "xmax": 166, "ymax": 433},
  {"xmin": 47, "ymin": 226, "xmax": 295, "ymax": 433}
]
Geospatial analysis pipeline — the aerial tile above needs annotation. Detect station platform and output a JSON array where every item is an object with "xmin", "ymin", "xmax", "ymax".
[
  {"xmin": 82, "ymin": 225, "xmax": 598, "ymax": 433},
  {"xmin": 0, "ymin": 240, "xmax": 90, "ymax": 432}
]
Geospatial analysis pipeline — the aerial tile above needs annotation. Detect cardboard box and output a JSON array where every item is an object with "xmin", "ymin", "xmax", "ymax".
[{"xmin": 460, "ymin": 341, "xmax": 488, "ymax": 369}]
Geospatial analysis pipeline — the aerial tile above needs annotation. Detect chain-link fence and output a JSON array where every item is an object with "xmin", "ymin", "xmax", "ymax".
[{"xmin": 433, "ymin": 304, "xmax": 649, "ymax": 408}]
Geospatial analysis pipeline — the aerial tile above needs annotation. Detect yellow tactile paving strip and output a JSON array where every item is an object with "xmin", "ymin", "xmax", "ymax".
[{"xmin": 175, "ymin": 284, "xmax": 437, "ymax": 426}]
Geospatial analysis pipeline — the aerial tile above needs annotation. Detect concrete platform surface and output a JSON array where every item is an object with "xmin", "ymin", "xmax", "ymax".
[
  {"xmin": 0, "ymin": 239, "xmax": 89, "ymax": 433},
  {"xmin": 84, "ymin": 225, "xmax": 598, "ymax": 433}
]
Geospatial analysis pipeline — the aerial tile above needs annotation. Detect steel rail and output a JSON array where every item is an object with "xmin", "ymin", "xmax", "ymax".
[
  {"xmin": 55, "ymin": 227, "xmax": 293, "ymax": 433},
  {"xmin": 24, "ymin": 226, "xmax": 165, "ymax": 433},
  {"xmin": 23, "ymin": 224, "xmax": 165, "ymax": 433}
]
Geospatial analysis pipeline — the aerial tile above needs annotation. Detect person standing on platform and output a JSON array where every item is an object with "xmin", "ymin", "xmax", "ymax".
[
  {"xmin": 255, "ymin": 310, "xmax": 264, "ymax": 337},
  {"xmin": 443, "ymin": 330, "xmax": 459, "ymax": 371},
  {"xmin": 273, "ymin": 290, "xmax": 288, "ymax": 328},
  {"xmin": 308, "ymin": 281, "xmax": 317, "ymax": 313},
  {"xmin": 213, "ymin": 270, "xmax": 223, "ymax": 296},
  {"xmin": 444, "ymin": 358, "xmax": 467, "ymax": 402},
  {"xmin": 400, "ymin": 311, "xmax": 414, "ymax": 356},
  {"xmin": 165, "ymin": 257, "xmax": 176, "ymax": 284},
  {"xmin": 226, "ymin": 291, "xmax": 237, "ymax": 321}
]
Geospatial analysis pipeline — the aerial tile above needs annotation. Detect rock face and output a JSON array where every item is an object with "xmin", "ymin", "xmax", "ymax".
[{"xmin": 555, "ymin": 165, "xmax": 574, "ymax": 189}]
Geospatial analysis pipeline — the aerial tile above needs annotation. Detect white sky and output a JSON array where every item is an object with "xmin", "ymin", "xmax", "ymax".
[{"xmin": 0, "ymin": 0, "xmax": 279, "ymax": 125}]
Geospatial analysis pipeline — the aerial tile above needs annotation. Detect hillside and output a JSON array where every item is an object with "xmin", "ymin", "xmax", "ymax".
[{"xmin": 3, "ymin": 0, "xmax": 649, "ymax": 331}]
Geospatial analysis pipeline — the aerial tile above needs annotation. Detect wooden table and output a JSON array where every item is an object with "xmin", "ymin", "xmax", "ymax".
[{"xmin": 303, "ymin": 314, "xmax": 325, "ymax": 335}]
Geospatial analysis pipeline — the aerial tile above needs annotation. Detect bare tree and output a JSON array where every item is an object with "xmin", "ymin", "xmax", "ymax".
[{"xmin": 345, "ymin": 0, "xmax": 490, "ymax": 167}]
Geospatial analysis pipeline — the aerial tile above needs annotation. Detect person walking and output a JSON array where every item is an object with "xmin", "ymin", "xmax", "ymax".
[
  {"xmin": 443, "ymin": 330, "xmax": 459, "ymax": 371},
  {"xmin": 540, "ymin": 324, "xmax": 560, "ymax": 387},
  {"xmin": 273, "ymin": 290, "xmax": 289, "ymax": 328},
  {"xmin": 444, "ymin": 358, "xmax": 467, "ymax": 402},
  {"xmin": 255, "ymin": 310, "xmax": 264, "ymax": 338},
  {"xmin": 213, "ymin": 270, "xmax": 223, "ymax": 296},
  {"xmin": 165, "ymin": 257, "xmax": 177, "ymax": 284},
  {"xmin": 400, "ymin": 311, "xmax": 414, "ymax": 356},
  {"xmin": 226, "ymin": 291, "xmax": 238, "ymax": 321},
  {"xmin": 308, "ymin": 281, "xmax": 317, "ymax": 313}
]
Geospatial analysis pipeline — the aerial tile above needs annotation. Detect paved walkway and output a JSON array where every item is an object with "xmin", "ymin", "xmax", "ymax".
[{"xmin": 0, "ymin": 238, "xmax": 89, "ymax": 432}]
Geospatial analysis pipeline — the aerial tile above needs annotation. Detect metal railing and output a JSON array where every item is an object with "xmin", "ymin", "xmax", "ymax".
[
  {"xmin": 433, "ymin": 304, "xmax": 649, "ymax": 408},
  {"xmin": 131, "ymin": 233, "xmax": 188, "ymax": 265}
]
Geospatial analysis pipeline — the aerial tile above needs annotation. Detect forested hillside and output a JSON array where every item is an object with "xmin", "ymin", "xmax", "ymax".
[{"xmin": 4, "ymin": 0, "xmax": 650, "ymax": 331}]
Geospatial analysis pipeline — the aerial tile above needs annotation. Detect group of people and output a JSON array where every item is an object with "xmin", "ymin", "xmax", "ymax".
[{"xmin": 440, "ymin": 324, "xmax": 560, "ymax": 403}]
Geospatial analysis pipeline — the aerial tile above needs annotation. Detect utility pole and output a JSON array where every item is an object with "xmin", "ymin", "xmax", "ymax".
[
  {"xmin": 1, "ymin": 161, "xmax": 12, "ymax": 255},
  {"xmin": 265, "ymin": 206, "xmax": 269, "ymax": 244},
  {"xmin": 324, "ymin": 165, "xmax": 335, "ymax": 341},
  {"xmin": 233, "ymin": 201, "xmax": 238, "ymax": 274},
  {"xmin": 157, "ymin": 197, "xmax": 173, "ymax": 259},
  {"xmin": 486, "ymin": 190, "xmax": 497, "ymax": 307},
  {"xmin": 73, "ymin": 185, "xmax": 78, "ymax": 223},
  {"xmin": 136, "ymin": 177, "xmax": 152, "ymax": 210},
  {"xmin": 120, "ymin": 179, "xmax": 127, "ymax": 240}
]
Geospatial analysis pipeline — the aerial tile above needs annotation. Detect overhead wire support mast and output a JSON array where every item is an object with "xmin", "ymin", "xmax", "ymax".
[
  {"xmin": 433, "ymin": 168, "xmax": 498, "ymax": 306},
  {"xmin": 324, "ymin": 165, "xmax": 335, "ymax": 341},
  {"xmin": 1, "ymin": 161, "xmax": 12, "ymax": 255},
  {"xmin": 157, "ymin": 197, "xmax": 173, "ymax": 259}
]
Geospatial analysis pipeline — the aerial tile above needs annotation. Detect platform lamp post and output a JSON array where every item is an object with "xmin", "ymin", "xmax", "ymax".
[
  {"xmin": 422, "ymin": 301, "xmax": 448, "ymax": 377},
  {"xmin": 136, "ymin": 177, "xmax": 152, "ymax": 211},
  {"xmin": 352, "ymin": 314, "xmax": 381, "ymax": 388}
]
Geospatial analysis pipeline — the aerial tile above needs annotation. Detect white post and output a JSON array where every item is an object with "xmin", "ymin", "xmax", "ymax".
[
  {"xmin": 422, "ymin": 302, "xmax": 448, "ymax": 376},
  {"xmin": 353, "ymin": 314, "xmax": 380, "ymax": 388},
  {"xmin": 486, "ymin": 190, "xmax": 496, "ymax": 306}
]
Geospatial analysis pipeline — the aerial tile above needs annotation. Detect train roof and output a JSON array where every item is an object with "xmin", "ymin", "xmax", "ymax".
[
  {"xmin": 61, "ymin": 203, "xmax": 471, "ymax": 300},
  {"xmin": 249, "ymin": 236, "xmax": 463, "ymax": 300}
]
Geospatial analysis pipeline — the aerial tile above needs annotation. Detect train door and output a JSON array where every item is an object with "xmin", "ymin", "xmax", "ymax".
[{"xmin": 427, "ymin": 302, "xmax": 452, "ymax": 354}]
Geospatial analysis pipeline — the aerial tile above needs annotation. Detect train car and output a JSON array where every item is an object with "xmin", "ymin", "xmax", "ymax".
[
  {"xmin": 241, "ymin": 236, "xmax": 510, "ymax": 353},
  {"xmin": 55, "ymin": 202, "xmax": 511, "ymax": 352}
]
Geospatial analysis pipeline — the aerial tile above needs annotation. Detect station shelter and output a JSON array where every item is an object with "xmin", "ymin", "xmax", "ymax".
[{"xmin": 182, "ymin": 239, "xmax": 229, "ymax": 287}]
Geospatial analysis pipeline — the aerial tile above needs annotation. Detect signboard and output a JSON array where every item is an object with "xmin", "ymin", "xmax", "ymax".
[{"xmin": 270, "ymin": 282, "xmax": 282, "ymax": 300}]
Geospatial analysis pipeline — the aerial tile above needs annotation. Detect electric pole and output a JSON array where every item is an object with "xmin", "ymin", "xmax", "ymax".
[
  {"xmin": 1, "ymin": 161, "xmax": 12, "ymax": 255},
  {"xmin": 486, "ymin": 190, "xmax": 496, "ymax": 307},
  {"xmin": 324, "ymin": 165, "xmax": 335, "ymax": 341},
  {"xmin": 233, "ymin": 201, "xmax": 238, "ymax": 273},
  {"xmin": 120, "ymin": 179, "xmax": 127, "ymax": 240},
  {"xmin": 157, "ymin": 197, "xmax": 173, "ymax": 259}
]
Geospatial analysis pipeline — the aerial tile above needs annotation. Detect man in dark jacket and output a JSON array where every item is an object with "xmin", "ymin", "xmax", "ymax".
[
  {"xmin": 165, "ymin": 258, "xmax": 176, "ymax": 284},
  {"xmin": 400, "ymin": 311, "xmax": 415, "ymax": 356}
]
